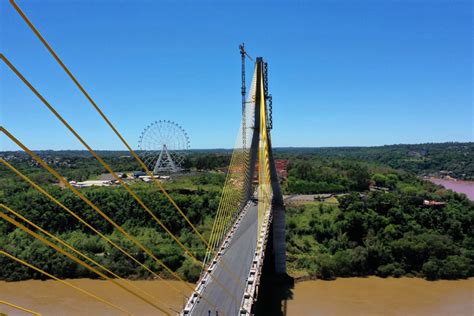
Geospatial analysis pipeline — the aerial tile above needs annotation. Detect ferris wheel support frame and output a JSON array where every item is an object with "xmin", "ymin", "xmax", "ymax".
[{"xmin": 153, "ymin": 144, "xmax": 179, "ymax": 173}]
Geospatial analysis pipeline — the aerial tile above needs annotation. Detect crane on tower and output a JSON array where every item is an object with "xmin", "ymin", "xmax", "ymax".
[{"xmin": 240, "ymin": 43, "xmax": 253, "ymax": 149}]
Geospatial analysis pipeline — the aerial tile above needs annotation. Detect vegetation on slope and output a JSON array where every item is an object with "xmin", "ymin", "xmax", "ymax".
[
  {"xmin": 276, "ymin": 142, "xmax": 473, "ymax": 180},
  {"xmin": 282, "ymin": 158, "xmax": 373, "ymax": 194},
  {"xmin": 0, "ymin": 172, "xmax": 224, "ymax": 282},
  {"xmin": 0, "ymin": 143, "xmax": 472, "ymax": 282},
  {"xmin": 285, "ymin": 161, "xmax": 474, "ymax": 280}
]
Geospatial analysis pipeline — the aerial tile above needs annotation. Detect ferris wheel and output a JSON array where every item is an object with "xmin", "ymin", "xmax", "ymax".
[{"xmin": 138, "ymin": 120, "xmax": 190, "ymax": 173}]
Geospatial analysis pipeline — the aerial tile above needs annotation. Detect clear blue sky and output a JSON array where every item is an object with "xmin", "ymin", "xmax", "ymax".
[{"xmin": 1, "ymin": 0, "xmax": 472, "ymax": 150}]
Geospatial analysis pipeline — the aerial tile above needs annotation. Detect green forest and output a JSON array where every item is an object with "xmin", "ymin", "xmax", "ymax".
[
  {"xmin": 0, "ymin": 172, "xmax": 224, "ymax": 282},
  {"xmin": 0, "ymin": 142, "xmax": 473, "ymax": 282},
  {"xmin": 276, "ymin": 142, "xmax": 473, "ymax": 180},
  {"xmin": 285, "ymin": 169, "xmax": 473, "ymax": 280}
]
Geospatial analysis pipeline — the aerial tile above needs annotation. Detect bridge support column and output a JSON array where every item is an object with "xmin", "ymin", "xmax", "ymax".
[
  {"xmin": 267, "ymin": 137, "xmax": 287, "ymax": 275},
  {"xmin": 248, "ymin": 57, "xmax": 287, "ymax": 275},
  {"xmin": 271, "ymin": 205, "xmax": 286, "ymax": 274}
]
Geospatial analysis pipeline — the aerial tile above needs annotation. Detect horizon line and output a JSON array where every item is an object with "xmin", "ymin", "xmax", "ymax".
[{"xmin": 1, "ymin": 141, "xmax": 472, "ymax": 153}]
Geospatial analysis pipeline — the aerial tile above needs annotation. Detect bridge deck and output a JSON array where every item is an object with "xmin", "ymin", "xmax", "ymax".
[{"xmin": 191, "ymin": 201, "xmax": 258, "ymax": 315}]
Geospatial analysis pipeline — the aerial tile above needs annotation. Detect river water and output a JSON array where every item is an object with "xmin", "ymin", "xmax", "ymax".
[
  {"xmin": 1, "ymin": 277, "xmax": 473, "ymax": 315},
  {"xmin": 429, "ymin": 178, "xmax": 474, "ymax": 201},
  {"xmin": 0, "ymin": 279, "xmax": 191, "ymax": 315},
  {"xmin": 287, "ymin": 277, "xmax": 474, "ymax": 316}
]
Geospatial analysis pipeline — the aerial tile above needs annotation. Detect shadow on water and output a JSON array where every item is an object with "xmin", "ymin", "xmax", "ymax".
[
  {"xmin": 253, "ymin": 271, "xmax": 294, "ymax": 316},
  {"xmin": 253, "ymin": 226, "xmax": 294, "ymax": 316}
]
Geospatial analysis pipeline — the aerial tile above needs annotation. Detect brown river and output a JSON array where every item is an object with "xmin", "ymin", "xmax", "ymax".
[
  {"xmin": 1, "ymin": 277, "xmax": 473, "ymax": 315},
  {"xmin": 429, "ymin": 178, "xmax": 474, "ymax": 201}
]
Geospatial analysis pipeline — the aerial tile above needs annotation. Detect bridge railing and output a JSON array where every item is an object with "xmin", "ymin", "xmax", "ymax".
[
  {"xmin": 239, "ymin": 202, "xmax": 273, "ymax": 315},
  {"xmin": 181, "ymin": 201, "xmax": 253, "ymax": 315}
]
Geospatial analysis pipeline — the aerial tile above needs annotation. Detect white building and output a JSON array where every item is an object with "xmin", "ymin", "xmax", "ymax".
[{"xmin": 69, "ymin": 180, "xmax": 113, "ymax": 188}]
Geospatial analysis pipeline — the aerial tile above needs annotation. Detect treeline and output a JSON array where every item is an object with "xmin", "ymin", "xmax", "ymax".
[
  {"xmin": 3, "ymin": 141, "xmax": 471, "ymax": 181},
  {"xmin": 1, "ymin": 145, "xmax": 473, "ymax": 282},
  {"xmin": 276, "ymin": 142, "xmax": 474, "ymax": 180},
  {"xmin": 0, "ymin": 153, "xmax": 141, "ymax": 183},
  {"xmin": 0, "ymin": 150, "xmax": 230, "ymax": 281},
  {"xmin": 0, "ymin": 151, "xmax": 232, "ymax": 184},
  {"xmin": 286, "ymin": 170, "xmax": 474, "ymax": 280},
  {"xmin": 0, "ymin": 174, "xmax": 226, "ymax": 282}
]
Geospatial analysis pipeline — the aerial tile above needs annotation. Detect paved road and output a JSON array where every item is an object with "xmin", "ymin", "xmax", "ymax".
[
  {"xmin": 284, "ymin": 194, "xmax": 333, "ymax": 202},
  {"xmin": 191, "ymin": 201, "xmax": 258, "ymax": 316}
]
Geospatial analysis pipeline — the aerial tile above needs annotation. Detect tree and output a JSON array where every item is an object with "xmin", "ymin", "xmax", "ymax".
[{"xmin": 348, "ymin": 165, "xmax": 371, "ymax": 191}]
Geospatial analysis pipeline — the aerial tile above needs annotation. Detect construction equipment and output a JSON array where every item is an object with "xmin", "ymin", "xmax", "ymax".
[{"xmin": 240, "ymin": 43, "xmax": 253, "ymax": 149}]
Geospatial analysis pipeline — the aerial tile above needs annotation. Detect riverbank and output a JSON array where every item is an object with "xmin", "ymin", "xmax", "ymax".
[{"xmin": 1, "ymin": 277, "xmax": 473, "ymax": 315}]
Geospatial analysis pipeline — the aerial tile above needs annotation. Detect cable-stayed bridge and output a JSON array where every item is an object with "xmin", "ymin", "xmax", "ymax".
[
  {"xmin": 182, "ymin": 57, "xmax": 288, "ymax": 315},
  {"xmin": 1, "ymin": 1, "xmax": 290, "ymax": 315}
]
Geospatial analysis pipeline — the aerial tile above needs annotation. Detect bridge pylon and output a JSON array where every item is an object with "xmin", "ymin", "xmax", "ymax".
[
  {"xmin": 244, "ymin": 56, "xmax": 287, "ymax": 275},
  {"xmin": 182, "ymin": 53, "xmax": 290, "ymax": 316}
]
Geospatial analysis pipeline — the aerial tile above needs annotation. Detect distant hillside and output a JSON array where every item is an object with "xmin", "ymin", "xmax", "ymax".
[
  {"xmin": 2, "ymin": 142, "xmax": 472, "ymax": 180},
  {"xmin": 274, "ymin": 142, "xmax": 473, "ymax": 180}
]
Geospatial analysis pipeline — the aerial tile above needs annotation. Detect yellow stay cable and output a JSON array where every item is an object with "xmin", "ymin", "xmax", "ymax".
[
  {"xmin": 9, "ymin": 0, "xmax": 250, "ymax": 296},
  {"xmin": 0, "ymin": 158, "xmax": 188, "ymax": 300},
  {"xmin": 207, "ymin": 158, "xmax": 236, "ymax": 249},
  {"xmin": 0, "ymin": 206, "xmax": 168, "ymax": 315},
  {"xmin": 0, "ymin": 56, "xmax": 238, "ymax": 304},
  {"xmin": 203, "ymin": 132, "xmax": 248, "ymax": 266},
  {"xmin": 207, "ymin": 147, "xmax": 249, "ymax": 259},
  {"xmin": 228, "ymin": 149, "xmax": 247, "ymax": 227},
  {"xmin": 204, "ymin": 156, "xmax": 236, "ymax": 262},
  {"xmin": 227, "ymin": 148, "xmax": 247, "ymax": 222},
  {"xmin": 210, "ymin": 148, "xmax": 246, "ymax": 255},
  {"xmin": 199, "ymin": 145, "xmax": 248, "ymax": 290},
  {"xmin": 0, "ymin": 54, "xmax": 196, "ymax": 265},
  {"xmin": 258, "ymin": 70, "xmax": 269, "ymax": 235},
  {"xmin": 0, "ymin": 300, "xmax": 41, "ymax": 316},
  {"xmin": 219, "ymin": 141, "xmax": 248, "ymax": 239},
  {"xmin": 207, "ymin": 145, "xmax": 241, "ymax": 255},
  {"xmin": 218, "ymin": 181, "xmax": 240, "ymax": 244},
  {"xmin": 10, "ymin": 0, "xmax": 210, "ymax": 251},
  {"xmin": 1, "ymin": 203, "xmax": 170, "ymax": 311},
  {"xmin": 9, "ymin": 0, "xmax": 250, "ymax": 301},
  {"xmin": 0, "ymin": 129, "xmax": 219, "ymax": 309},
  {"xmin": 0, "ymin": 250, "xmax": 133, "ymax": 315}
]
